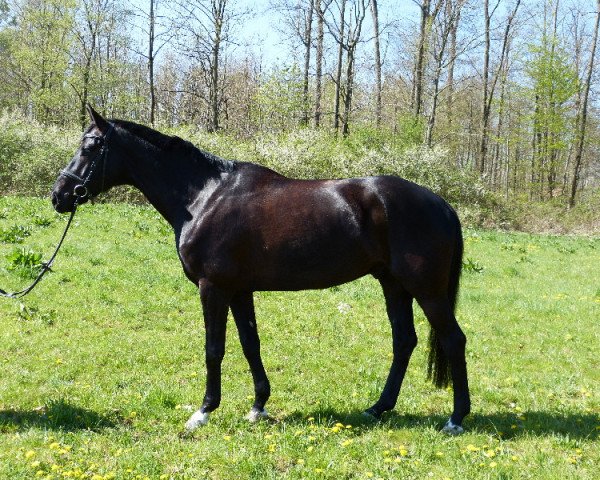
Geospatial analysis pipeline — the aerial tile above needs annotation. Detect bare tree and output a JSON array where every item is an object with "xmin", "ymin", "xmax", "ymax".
[
  {"xmin": 478, "ymin": 0, "xmax": 520, "ymax": 176},
  {"xmin": 314, "ymin": 0, "xmax": 328, "ymax": 127},
  {"xmin": 371, "ymin": 0, "xmax": 382, "ymax": 126},
  {"xmin": 569, "ymin": 0, "xmax": 600, "ymax": 207},
  {"xmin": 425, "ymin": 0, "xmax": 466, "ymax": 147},
  {"xmin": 128, "ymin": 0, "xmax": 176, "ymax": 125},
  {"xmin": 412, "ymin": 0, "xmax": 443, "ymax": 119},
  {"xmin": 333, "ymin": 0, "xmax": 346, "ymax": 132},
  {"xmin": 324, "ymin": 0, "xmax": 370, "ymax": 136},
  {"xmin": 172, "ymin": 0, "xmax": 243, "ymax": 132}
]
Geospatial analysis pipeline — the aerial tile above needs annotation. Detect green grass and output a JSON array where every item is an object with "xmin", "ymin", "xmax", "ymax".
[{"xmin": 0, "ymin": 196, "xmax": 598, "ymax": 480}]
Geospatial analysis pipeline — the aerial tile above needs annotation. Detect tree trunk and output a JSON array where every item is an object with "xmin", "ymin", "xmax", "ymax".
[
  {"xmin": 412, "ymin": 0, "xmax": 430, "ymax": 118},
  {"xmin": 371, "ymin": 0, "xmax": 382, "ymax": 126},
  {"xmin": 569, "ymin": 0, "xmax": 599, "ymax": 207},
  {"xmin": 314, "ymin": 0, "xmax": 325, "ymax": 127},
  {"xmin": 333, "ymin": 0, "xmax": 346, "ymax": 133},
  {"xmin": 478, "ymin": 0, "xmax": 491, "ymax": 175},
  {"xmin": 302, "ymin": 0, "xmax": 314, "ymax": 126},
  {"xmin": 446, "ymin": 0, "xmax": 460, "ymax": 135},
  {"xmin": 149, "ymin": 0, "xmax": 156, "ymax": 125}
]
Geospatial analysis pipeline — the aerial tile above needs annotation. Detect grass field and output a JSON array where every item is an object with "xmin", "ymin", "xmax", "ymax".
[{"xmin": 0, "ymin": 196, "xmax": 598, "ymax": 479}]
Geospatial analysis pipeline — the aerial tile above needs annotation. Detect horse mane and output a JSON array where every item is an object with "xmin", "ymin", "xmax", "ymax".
[{"xmin": 112, "ymin": 120, "xmax": 235, "ymax": 173}]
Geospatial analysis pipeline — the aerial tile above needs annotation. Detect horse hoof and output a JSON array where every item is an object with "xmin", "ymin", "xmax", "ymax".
[
  {"xmin": 362, "ymin": 410, "xmax": 379, "ymax": 421},
  {"xmin": 185, "ymin": 410, "xmax": 210, "ymax": 431},
  {"xmin": 246, "ymin": 407, "xmax": 268, "ymax": 423},
  {"xmin": 441, "ymin": 419, "xmax": 464, "ymax": 435}
]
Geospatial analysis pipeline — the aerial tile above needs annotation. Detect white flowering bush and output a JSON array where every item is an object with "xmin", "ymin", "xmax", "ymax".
[{"xmin": 0, "ymin": 113, "xmax": 501, "ymax": 226}]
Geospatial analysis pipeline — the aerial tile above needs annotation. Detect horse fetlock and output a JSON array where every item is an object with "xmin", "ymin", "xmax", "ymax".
[{"xmin": 185, "ymin": 409, "xmax": 210, "ymax": 431}]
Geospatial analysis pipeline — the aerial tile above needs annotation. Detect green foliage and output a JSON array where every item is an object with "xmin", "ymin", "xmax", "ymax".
[
  {"xmin": 462, "ymin": 257, "xmax": 484, "ymax": 273},
  {"xmin": 252, "ymin": 64, "xmax": 306, "ymax": 132},
  {"xmin": 3, "ymin": 0, "xmax": 75, "ymax": 123},
  {"xmin": 6, "ymin": 246, "xmax": 43, "ymax": 278},
  {"xmin": 0, "ymin": 112, "xmax": 78, "ymax": 196},
  {"xmin": 0, "ymin": 224, "xmax": 31, "ymax": 243}
]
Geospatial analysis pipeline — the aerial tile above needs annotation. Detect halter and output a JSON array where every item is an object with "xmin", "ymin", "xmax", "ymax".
[
  {"xmin": 60, "ymin": 123, "xmax": 114, "ymax": 201},
  {"xmin": 0, "ymin": 123, "xmax": 114, "ymax": 299}
]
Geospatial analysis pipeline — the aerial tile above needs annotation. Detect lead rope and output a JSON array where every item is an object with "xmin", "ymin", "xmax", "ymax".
[{"xmin": 0, "ymin": 201, "xmax": 79, "ymax": 299}]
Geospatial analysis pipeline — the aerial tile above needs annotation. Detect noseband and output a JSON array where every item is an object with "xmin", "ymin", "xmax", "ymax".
[{"xmin": 60, "ymin": 123, "xmax": 114, "ymax": 201}]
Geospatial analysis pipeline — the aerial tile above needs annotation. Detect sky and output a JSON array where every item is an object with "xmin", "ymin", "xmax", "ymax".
[{"xmin": 138, "ymin": 0, "xmax": 421, "ymax": 68}]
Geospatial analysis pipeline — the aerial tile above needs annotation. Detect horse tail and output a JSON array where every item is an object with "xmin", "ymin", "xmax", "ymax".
[{"xmin": 427, "ymin": 214, "xmax": 463, "ymax": 389}]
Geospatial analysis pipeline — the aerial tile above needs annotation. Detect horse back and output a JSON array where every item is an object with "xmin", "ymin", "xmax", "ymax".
[{"xmin": 179, "ymin": 163, "xmax": 460, "ymax": 292}]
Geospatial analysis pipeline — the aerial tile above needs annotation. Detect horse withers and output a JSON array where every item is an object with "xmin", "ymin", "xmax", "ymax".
[{"xmin": 51, "ymin": 106, "xmax": 470, "ymax": 434}]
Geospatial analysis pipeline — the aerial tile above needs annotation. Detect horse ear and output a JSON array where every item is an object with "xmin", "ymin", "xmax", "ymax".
[{"xmin": 86, "ymin": 104, "xmax": 109, "ymax": 133}]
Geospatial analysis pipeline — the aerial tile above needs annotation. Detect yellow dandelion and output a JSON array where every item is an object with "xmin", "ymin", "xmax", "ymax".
[
  {"xmin": 466, "ymin": 444, "xmax": 480, "ymax": 452},
  {"xmin": 435, "ymin": 451, "xmax": 444, "ymax": 457},
  {"xmin": 30, "ymin": 461, "xmax": 41, "ymax": 468},
  {"xmin": 223, "ymin": 435, "xmax": 232, "ymax": 441},
  {"xmin": 567, "ymin": 457, "xmax": 577, "ymax": 464},
  {"xmin": 484, "ymin": 449, "xmax": 496, "ymax": 458},
  {"xmin": 489, "ymin": 462, "xmax": 497, "ymax": 468},
  {"xmin": 399, "ymin": 449, "xmax": 408, "ymax": 456},
  {"xmin": 268, "ymin": 443, "xmax": 276, "ymax": 453},
  {"xmin": 159, "ymin": 475, "xmax": 168, "ymax": 480},
  {"xmin": 307, "ymin": 417, "xmax": 315, "ymax": 422},
  {"xmin": 297, "ymin": 459, "xmax": 305, "ymax": 464},
  {"xmin": 91, "ymin": 475, "xmax": 104, "ymax": 480},
  {"xmin": 264, "ymin": 433, "xmax": 273, "ymax": 439},
  {"xmin": 511, "ymin": 455, "xmax": 518, "ymax": 461},
  {"xmin": 335, "ymin": 422, "xmax": 344, "ymax": 428},
  {"xmin": 383, "ymin": 450, "xmax": 390, "ymax": 456},
  {"xmin": 346, "ymin": 425, "xmax": 352, "ymax": 429},
  {"xmin": 25, "ymin": 450, "xmax": 36, "ymax": 459},
  {"xmin": 35, "ymin": 471, "xmax": 45, "ymax": 477},
  {"xmin": 307, "ymin": 446, "xmax": 314, "ymax": 452},
  {"xmin": 51, "ymin": 464, "xmax": 61, "ymax": 471},
  {"xmin": 366, "ymin": 473, "xmax": 374, "ymax": 478},
  {"xmin": 315, "ymin": 468, "xmax": 324, "ymax": 473},
  {"xmin": 341, "ymin": 439, "xmax": 353, "ymax": 447},
  {"xmin": 331, "ymin": 426, "xmax": 341, "ymax": 433}
]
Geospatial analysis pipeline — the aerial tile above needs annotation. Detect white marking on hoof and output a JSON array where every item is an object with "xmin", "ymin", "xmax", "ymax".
[
  {"xmin": 442, "ymin": 418, "xmax": 464, "ymax": 435},
  {"xmin": 246, "ymin": 407, "xmax": 268, "ymax": 423},
  {"xmin": 185, "ymin": 409, "xmax": 210, "ymax": 431}
]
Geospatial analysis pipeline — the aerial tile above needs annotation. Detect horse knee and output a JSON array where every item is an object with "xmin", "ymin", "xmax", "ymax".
[{"xmin": 206, "ymin": 345, "xmax": 225, "ymax": 366}]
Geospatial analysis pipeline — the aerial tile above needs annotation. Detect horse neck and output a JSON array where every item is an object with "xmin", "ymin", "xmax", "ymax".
[{"xmin": 123, "ymin": 142, "xmax": 221, "ymax": 230}]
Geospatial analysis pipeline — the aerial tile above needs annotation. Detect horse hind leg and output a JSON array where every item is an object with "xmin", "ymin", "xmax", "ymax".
[
  {"xmin": 418, "ymin": 296, "xmax": 471, "ymax": 434},
  {"xmin": 365, "ymin": 278, "xmax": 417, "ymax": 418},
  {"xmin": 230, "ymin": 292, "xmax": 271, "ymax": 422}
]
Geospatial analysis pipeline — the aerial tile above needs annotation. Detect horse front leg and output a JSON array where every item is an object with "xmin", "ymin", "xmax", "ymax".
[
  {"xmin": 230, "ymin": 292, "xmax": 271, "ymax": 422},
  {"xmin": 185, "ymin": 279, "xmax": 231, "ymax": 431}
]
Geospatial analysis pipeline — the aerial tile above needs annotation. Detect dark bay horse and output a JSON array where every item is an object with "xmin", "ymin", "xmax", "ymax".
[{"xmin": 51, "ymin": 106, "xmax": 470, "ymax": 434}]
